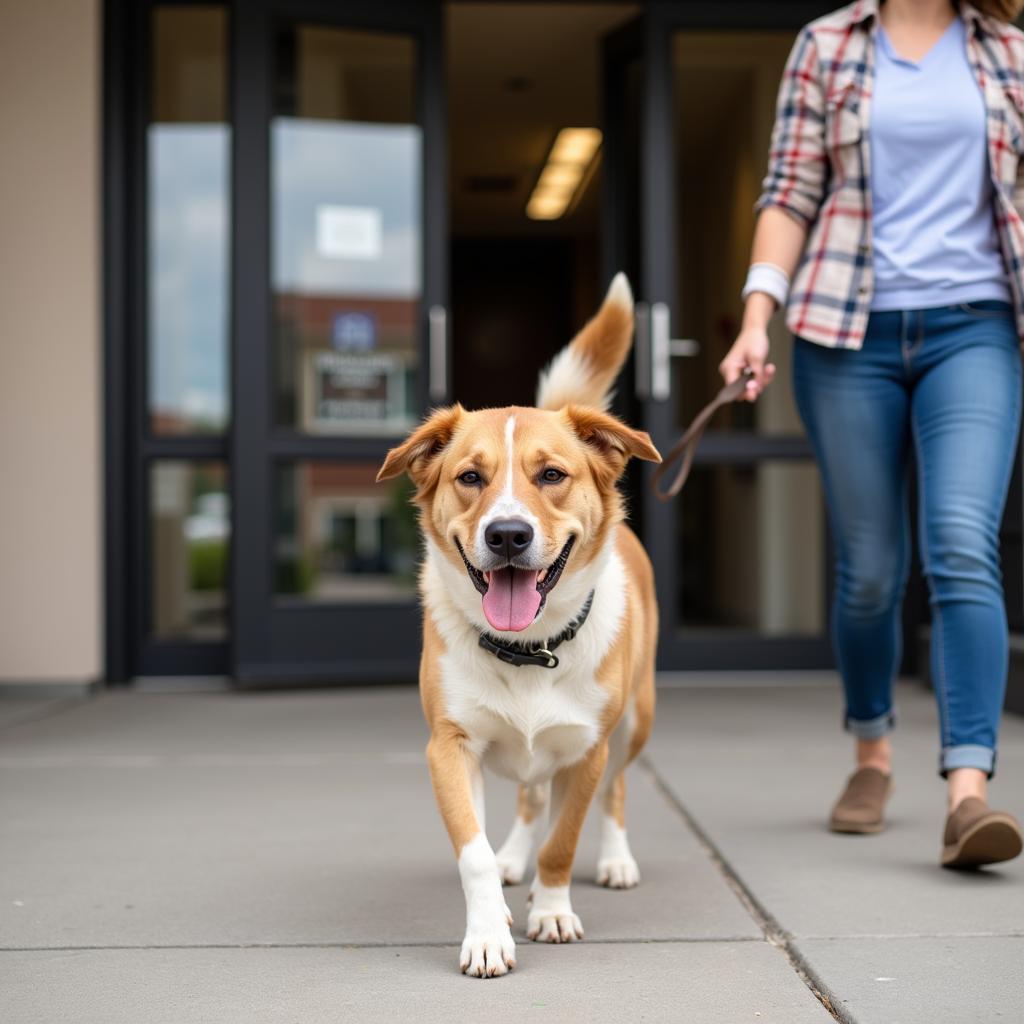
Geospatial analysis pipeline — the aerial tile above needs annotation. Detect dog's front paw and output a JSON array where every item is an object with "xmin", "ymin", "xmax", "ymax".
[
  {"xmin": 596, "ymin": 854, "xmax": 640, "ymax": 889},
  {"xmin": 460, "ymin": 918, "xmax": 516, "ymax": 978},
  {"xmin": 526, "ymin": 880, "xmax": 584, "ymax": 943}
]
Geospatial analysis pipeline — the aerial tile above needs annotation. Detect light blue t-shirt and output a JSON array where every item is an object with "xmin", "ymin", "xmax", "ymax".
[{"xmin": 870, "ymin": 16, "xmax": 1010, "ymax": 311}]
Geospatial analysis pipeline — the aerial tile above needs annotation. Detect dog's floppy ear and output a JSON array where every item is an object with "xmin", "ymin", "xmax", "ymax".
[
  {"xmin": 377, "ymin": 405, "xmax": 463, "ymax": 491},
  {"xmin": 564, "ymin": 405, "xmax": 661, "ymax": 480}
]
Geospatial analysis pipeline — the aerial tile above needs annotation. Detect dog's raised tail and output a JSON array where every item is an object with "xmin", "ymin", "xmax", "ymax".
[{"xmin": 536, "ymin": 272, "xmax": 634, "ymax": 412}]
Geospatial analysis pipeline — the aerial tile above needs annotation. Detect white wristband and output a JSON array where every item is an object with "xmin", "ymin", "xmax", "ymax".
[{"xmin": 742, "ymin": 262, "xmax": 790, "ymax": 309}]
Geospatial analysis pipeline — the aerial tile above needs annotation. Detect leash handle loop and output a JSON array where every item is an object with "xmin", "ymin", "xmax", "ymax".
[{"xmin": 649, "ymin": 368, "xmax": 755, "ymax": 501}]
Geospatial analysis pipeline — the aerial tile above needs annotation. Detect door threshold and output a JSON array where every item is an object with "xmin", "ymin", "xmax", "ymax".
[{"xmin": 656, "ymin": 670, "xmax": 837, "ymax": 689}]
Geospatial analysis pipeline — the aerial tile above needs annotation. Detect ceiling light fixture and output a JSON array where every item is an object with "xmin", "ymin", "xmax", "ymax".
[{"xmin": 526, "ymin": 127, "xmax": 602, "ymax": 221}]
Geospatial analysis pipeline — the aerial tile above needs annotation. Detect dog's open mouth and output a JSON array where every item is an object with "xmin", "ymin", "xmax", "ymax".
[{"xmin": 454, "ymin": 537, "xmax": 575, "ymax": 633}]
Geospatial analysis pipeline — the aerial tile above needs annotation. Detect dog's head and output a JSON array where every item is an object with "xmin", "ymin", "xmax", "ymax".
[
  {"xmin": 377, "ymin": 404, "xmax": 658, "ymax": 632},
  {"xmin": 377, "ymin": 274, "xmax": 660, "ymax": 635}
]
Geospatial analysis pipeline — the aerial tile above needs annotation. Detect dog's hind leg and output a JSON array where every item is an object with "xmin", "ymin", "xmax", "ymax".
[
  {"xmin": 495, "ymin": 781, "xmax": 549, "ymax": 885},
  {"xmin": 595, "ymin": 712, "xmax": 641, "ymax": 888},
  {"xmin": 596, "ymin": 676, "xmax": 654, "ymax": 888}
]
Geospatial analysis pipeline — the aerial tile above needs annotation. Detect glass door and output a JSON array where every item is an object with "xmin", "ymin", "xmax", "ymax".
[
  {"xmin": 603, "ymin": 4, "xmax": 833, "ymax": 670},
  {"xmin": 116, "ymin": 2, "xmax": 234, "ymax": 680},
  {"xmin": 232, "ymin": 0, "xmax": 445, "ymax": 683}
]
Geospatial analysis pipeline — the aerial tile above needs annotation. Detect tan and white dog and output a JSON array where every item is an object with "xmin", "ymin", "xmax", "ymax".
[{"xmin": 377, "ymin": 273, "xmax": 660, "ymax": 978}]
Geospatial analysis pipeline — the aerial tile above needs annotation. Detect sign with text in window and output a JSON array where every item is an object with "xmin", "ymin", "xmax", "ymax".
[
  {"xmin": 303, "ymin": 350, "xmax": 411, "ymax": 435},
  {"xmin": 315, "ymin": 205, "xmax": 382, "ymax": 261}
]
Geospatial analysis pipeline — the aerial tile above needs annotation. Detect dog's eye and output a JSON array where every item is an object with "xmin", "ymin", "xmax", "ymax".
[
  {"xmin": 457, "ymin": 470, "xmax": 483, "ymax": 486},
  {"xmin": 540, "ymin": 468, "xmax": 567, "ymax": 484}
]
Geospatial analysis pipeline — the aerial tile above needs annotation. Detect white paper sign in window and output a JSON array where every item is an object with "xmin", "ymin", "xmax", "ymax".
[{"xmin": 315, "ymin": 204, "xmax": 383, "ymax": 261}]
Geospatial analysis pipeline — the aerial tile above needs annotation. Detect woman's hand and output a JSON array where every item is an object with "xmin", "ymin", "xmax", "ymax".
[{"xmin": 719, "ymin": 324, "xmax": 777, "ymax": 402}]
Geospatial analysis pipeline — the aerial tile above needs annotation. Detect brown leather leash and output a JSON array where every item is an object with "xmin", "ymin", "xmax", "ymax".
[{"xmin": 650, "ymin": 368, "xmax": 755, "ymax": 501}]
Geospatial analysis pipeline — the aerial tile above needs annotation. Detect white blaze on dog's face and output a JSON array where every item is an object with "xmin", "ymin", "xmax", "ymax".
[{"xmin": 378, "ymin": 403, "xmax": 659, "ymax": 632}]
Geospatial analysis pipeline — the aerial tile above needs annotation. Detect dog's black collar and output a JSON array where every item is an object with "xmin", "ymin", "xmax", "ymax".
[{"xmin": 477, "ymin": 591, "xmax": 595, "ymax": 669}]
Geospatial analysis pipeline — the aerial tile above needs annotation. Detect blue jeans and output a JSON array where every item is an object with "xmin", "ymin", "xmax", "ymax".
[{"xmin": 793, "ymin": 301, "xmax": 1022, "ymax": 778}]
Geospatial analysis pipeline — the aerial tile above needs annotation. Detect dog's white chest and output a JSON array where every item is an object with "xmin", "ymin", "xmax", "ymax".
[
  {"xmin": 481, "ymin": 711, "xmax": 598, "ymax": 785},
  {"xmin": 441, "ymin": 660, "xmax": 608, "ymax": 785}
]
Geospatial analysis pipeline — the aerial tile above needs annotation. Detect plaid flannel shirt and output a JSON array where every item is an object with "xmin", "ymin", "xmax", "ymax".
[{"xmin": 758, "ymin": 0, "xmax": 1024, "ymax": 348}]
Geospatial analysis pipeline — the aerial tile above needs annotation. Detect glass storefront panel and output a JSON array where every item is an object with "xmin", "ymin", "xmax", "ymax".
[
  {"xmin": 668, "ymin": 31, "xmax": 825, "ymax": 641},
  {"xmin": 672, "ymin": 31, "xmax": 796, "ymax": 437},
  {"xmin": 148, "ymin": 7, "xmax": 230, "ymax": 435},
  {"xmin": 274, "ymin": 462, "xmax": 417, "ymax": 602},
  {"xmin": 150, "ymin": 461, "xmax": 230, "ymax": 639},
  {"xmin": 272, "ymin": 26, "xmax": 421, "ymax": 436},
  {"xmin": 677, "ymin": 461, "xmax": 825, "ymax": 636}
]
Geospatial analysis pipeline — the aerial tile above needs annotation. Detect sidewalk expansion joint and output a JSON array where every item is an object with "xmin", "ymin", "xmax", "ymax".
[
  {"xmin": 0, "ymin": 937, "xmax": 764, "ymax": 953},
  {"xmin": 0, "ymin": 697, "xmax": 91, "ymax": 735},
  {"xmin": 800, "ymin": 931, "xmax": 1024, "ymax": 941},
  {"xmin": 638, "ymin": 754, "xmax": 856, "ymax": 1024}
]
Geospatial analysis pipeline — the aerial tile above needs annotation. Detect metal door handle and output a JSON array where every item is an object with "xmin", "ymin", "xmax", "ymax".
[
  {"xmin": 428, "ymin": 305, "xmax": 447, "ymax": 402},
  {"xmin": 650, "ymin": 301, "xmax": 699, "ymax": 401},
  {"xmin": 634, "ymin": 302, "xmax": 651, "ymax": 399}
]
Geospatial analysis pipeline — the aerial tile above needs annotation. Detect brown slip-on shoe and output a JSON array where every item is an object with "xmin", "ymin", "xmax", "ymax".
[
  {"xmin": 941, "ymin": 796, "xmax": 1023, "ymax": 869},
  {"xmin": 829, "ymin": 767, "xmax": 893, "ymax": 834}
]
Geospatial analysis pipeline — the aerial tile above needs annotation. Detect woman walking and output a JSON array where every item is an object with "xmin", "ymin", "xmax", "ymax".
[{"xmin": 723, "ymin": 0, "xmax": 1024, "ymax": 866}]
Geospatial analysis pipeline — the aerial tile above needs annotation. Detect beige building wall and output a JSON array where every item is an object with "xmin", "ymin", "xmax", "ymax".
[{"xmin": 0, "ymin": 0, "xmax": 102, "ymax": 684}]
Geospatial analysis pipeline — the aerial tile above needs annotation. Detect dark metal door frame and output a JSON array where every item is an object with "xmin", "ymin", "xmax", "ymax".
[
  {"xmin": 605, "ymin": 2, "xmax": 836, "ymax": 670},
  {"xmin": 231, "ymin": 0, "xmax": 446, "ymax": 685}
]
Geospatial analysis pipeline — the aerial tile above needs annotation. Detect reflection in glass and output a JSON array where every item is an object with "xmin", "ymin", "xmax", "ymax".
[
  {"xmin": 148, "ymin": 7, "xmax": 230, "ymax": 435},
  {"xmin": 272, "ymin": 26, "xmax": 421, "ymax": 435},
  {"xmin": 150, "ymin": 462, "xmax": 230, "ymax": 639},
  {"xmin": 672, "ymin": 32, "xmax": 796, "ymax": 436},
  {"xmin": 677, "ymin": 462, "xmax": 825, "ymax": 636},
  {"xmin": 275, "ymin": 462, "xmax": 417, "ymax": 602}
]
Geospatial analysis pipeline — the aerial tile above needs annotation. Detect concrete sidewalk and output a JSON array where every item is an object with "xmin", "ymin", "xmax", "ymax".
[{"xmin": 1, "ymin": 677, "xmax": 1021, "ymax": 1023}]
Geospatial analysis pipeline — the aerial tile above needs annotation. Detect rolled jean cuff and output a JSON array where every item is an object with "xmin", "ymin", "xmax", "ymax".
[
  {"xmin": 844, "ymin": 709, "xmax": 896, "ymax": 740},
  {"xmin": 940, "ymin": 745, "xmax": 996, "ymax": 779}
]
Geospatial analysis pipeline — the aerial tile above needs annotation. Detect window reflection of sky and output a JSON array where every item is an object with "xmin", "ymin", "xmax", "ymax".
[
  {"xmin": 272, "ymin": 119, "xmax": 421, "ymax": 298},
  {"xmin": 148, "ymin": 119, "xmax": 420, "ymax": 430},
  {"xmin": 149, "ymin": 125, "xmax": 230, "ymax": 431}
]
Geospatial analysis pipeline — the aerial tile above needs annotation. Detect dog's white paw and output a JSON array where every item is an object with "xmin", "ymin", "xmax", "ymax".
[
  {"xmin": 527, "ymin": 909, "xmax": 584, "ymax": 943},
  {"xmin": 596, "ymin": 855, "xmax": 640, "ymax": 889},
  {"xmin": 460, "ymin": 918, "xmax": 516, "ymax": 978},
  {"xmin": 457, "ymin": 834, "xmax": 516, "ymax": 977},
  {"xmin": 526, "ymin": 879, "xmax": 584, "ymax": 943},
  {"xmin": 596, "ymin": 818, "xmax": 639, "ymax": 888},
  {"xmin": 496, "ymin": 855, "xmax": 528, "ymax": 886}
]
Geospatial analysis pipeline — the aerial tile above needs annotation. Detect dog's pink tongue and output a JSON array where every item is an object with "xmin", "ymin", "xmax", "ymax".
[{"xmin": 482, "ymin": 568, "xmax": 542, "ymax": 632}]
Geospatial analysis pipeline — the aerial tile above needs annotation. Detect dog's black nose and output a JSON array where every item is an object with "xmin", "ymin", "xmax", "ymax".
[{"xmin": 485, "ymin": 519, "xmax": 534, "ymax": 560}]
